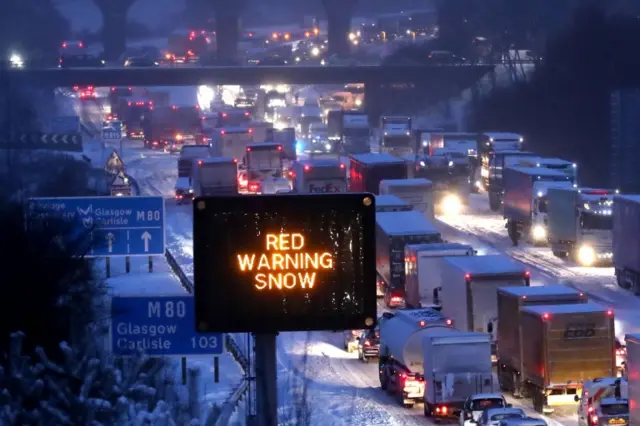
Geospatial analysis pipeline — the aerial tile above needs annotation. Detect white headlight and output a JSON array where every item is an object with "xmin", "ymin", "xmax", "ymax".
[
  {"xmin": 531, "ymin": 225, "xmax": 547, "ymax": 241},
  {"xmin": 578, "ymin": 246, "xmax": 596, "ymax": 266},
  {"xmin": 441, "ymin": 194, "xmax": 462, "ymax": 215}
]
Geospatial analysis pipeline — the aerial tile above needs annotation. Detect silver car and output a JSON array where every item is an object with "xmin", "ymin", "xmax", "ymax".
[
  {"xmin": 499, "ymin": 418, "xmax": 547, "ymax": 426},
  {"xmin": 477, "ymin": 408, "xmax": 525, "ymax": 426}
]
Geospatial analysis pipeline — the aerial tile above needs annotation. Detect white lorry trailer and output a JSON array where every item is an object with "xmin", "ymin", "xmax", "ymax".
[
  {"xmin": 378, "ymin": 308, "xmax": 455, "ymax": 408},
  {"xmin": 191, "ymin": 157, "xmax": 238, "ymax": 196},
  {"xmin": 291, "ymin": 159, "xmax": 347, "ymax": 193},
  {"xmin": 422, "ymin": 331, "xmax": 494, "ymax": 420},
  {"xmin": 625, "ymin": 333, "xmax": 640, "ymax": 425},
  {"xmin": 380, "ymin": 116, "xmax": 413, "ymax": 157},
  {"xmin": 404, "ymin": 243, "xmax": 476, "ymax": 309},
  {"xmin": 548, "ymin": 187, "xmax": 615, "ymax": 266},
  {"xmin": 502, "ymin": 166, "xmax": 574, "ymax": 246},
  {"xmin": 613, "ymin": 195, "xmax": 640, "ymax": 294},
  {"xmin": 210, "ymin": 126, "xmax": 254, "ymax": 163},
  {"xmin": 440, "ymin": 255, "xmax": 530, "ymax": 359},
  {"xmin": 375, "ymin": 194, "xmax": 412, "ymax": 213},
  {"xmin": 376, "ymin": 211, "xmax": 441, "ymax": 306},
  {"xmin": 379, "ymin": 178, "xmax": 434, "ymax": 219},
  {"xmin": 244, "ymin": 142, "xmax": 292, "ymax": 194}
]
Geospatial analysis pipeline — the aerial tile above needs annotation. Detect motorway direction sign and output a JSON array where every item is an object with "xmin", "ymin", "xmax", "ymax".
[
  {"xmin": 105, "ymin": 150, "xmax": 125, "ymax": 175},
  {"xmin": 50, "ymin": 116, "xmax": 80, "ymax": 133},
  {"xmin": 0, "ymin": 133, "xmax": 82, "ymax": 152},
  {"xmin": 111, "ymin": 296, "xmax": 224, "ymax": 357},
  {"xmin": 102, "ymin": 121, "xmax": 123, "ymax": 141},
  {"xmin": 28, "ymin": 196, "xmax": 165, "ymax": 257}
]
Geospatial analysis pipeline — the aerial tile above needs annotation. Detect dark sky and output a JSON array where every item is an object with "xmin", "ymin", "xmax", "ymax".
[{"xmin": 57, "ymin": 0, "xmax": 185, "ymax": 31}]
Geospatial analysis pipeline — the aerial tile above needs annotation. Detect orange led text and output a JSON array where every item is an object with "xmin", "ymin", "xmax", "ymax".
[{"xmin": 237, "ymin": 233, "xmax": 334, "ymax": 291}]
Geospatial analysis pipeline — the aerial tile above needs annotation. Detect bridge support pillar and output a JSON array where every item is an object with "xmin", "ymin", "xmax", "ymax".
[
  {"xmin": 212, "ymin": 0, "xmax": 245, "ymax": 64},
  {"xmin": 322, "ymin": 0, "xmax": 357, "ymax": 56}
]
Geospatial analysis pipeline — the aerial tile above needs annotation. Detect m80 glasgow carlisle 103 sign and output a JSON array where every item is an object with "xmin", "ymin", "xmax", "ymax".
[{"xmin": 193, "ymin": 194, "xmax": 377, "ymax": 333}]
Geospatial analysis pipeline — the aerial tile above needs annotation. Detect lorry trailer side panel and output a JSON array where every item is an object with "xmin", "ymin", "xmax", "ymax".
[
  {"xmin": 520, "ymin": 307, "xmax": 616, "ymax": 389},
  {"xmin": 625, "ymin": 333, "xmax": 640, "ymax": 425},
  {"xmin": 613, "ymin": 195, "xmax": 640, "ymax": 276},
  {"xmin": 548, "ymin": 187, "xmax": 580, "ymax": 244}
]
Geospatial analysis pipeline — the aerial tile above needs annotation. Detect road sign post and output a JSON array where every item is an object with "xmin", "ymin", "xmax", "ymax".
[
  {"xmin": 28, "ymin": 196, "xmax": 165, "ymax": 257},
  {"xmin": 111, "ymin": 296, "xmax": 225, "ymax": 357}
]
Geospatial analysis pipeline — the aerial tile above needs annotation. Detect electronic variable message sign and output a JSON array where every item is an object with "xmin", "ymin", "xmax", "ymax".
[{"xmin": 193, "ymin": 194, "xmax": 376, "ymax": 333}]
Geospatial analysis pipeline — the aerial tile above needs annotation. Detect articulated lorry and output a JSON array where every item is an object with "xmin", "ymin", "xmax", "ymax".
[
  {"xmin": 327, "ymin": 110, "xmax": 371, "ymax": 154},
  {"xmin": 376, "ymin": 211, "xmax": 441, "ymax": 307},
  {"xmin": 291, "ymin": 159, "xmax": 347, "ymax": 193},
  {"xmin": 375, "ymin": 194, "xmax": 412, "ymax": 213},
  {"xmin": 379, "ymin": 178, "xmax": 434, "ymax": 219},
  {"xmin": 500, "ymin": 302, "xmax": 616, "ymax": 413},
  {"xmin": 348, "ymin": 153, "xmax": 407, "ymax": 194},
  {"xmin": 175, "ymin": 145, "xmax": 213, "ymax": 204},
  {"xmin": 613, "ymin": 195, "xmax": 640, "ymax": 294},
  {"xmin": 210, "ymin": 126, "xmax": 254, "ymax": 162},
  {"xmin": 380, "ymin": 116, "xmax": 413, "ymax": 157},
  {"xmin": 244, "ymin": 142, "xmax": 292, "ymax": 194},
  {"xmin": 483, "ymin": 150, "xmax": 538, "ymax": 211},
  {"xmin": 503, "ymin": 166, "xmax": 574, "ymax": 246},
  {"xmin": 496, "ymin": 285, "xmax": 588, "ymax": 398},
  {"xmin": 404, "ymin": 243, "xmax": 476, "ymax": 309},
  {"xmin": 142, "ymin": 104, "xmax": 204, "ymax": 150},
  {"xmin": 407, "ymin": 153, "xmax": 470, "ymax": 216},
  {"xmin": 440, "ymin": 255, "xmax": 530, "ymax": 359},
  {"xmin": 625, "ymin": 333, "xmax": 640, "ymax": 425},
  {"xmin": 191, "ymin": 157, "xmax": 238, "ymax": 196},
  {"xmin": 548, "ymin": 187, "xmax": 615, "ymax": 266}
]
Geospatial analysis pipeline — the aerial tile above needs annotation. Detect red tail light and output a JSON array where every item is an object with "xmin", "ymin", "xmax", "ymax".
[
  {"xmin": 220, "ymin": 130, "xmax": 226, "ymax": 135},
  {"xmin": 364, "ymin": 340, "xmax": 371, "ymax": 347},
  {"xmin": 340, "ymin": 163, "xmax": 345, "ymax": 169},
  {"xmin": 78, "ymin": 42, "xmax": 84, "ymax": 48},
  {"xmin": 445, "ymin": 319, "xmax": 453, "ymax": 326},
  {"xmin": 246, "ymin": 147, "xmax": 251, "ymax": 152},
  {"xmin": 128, "ymin": 101, "xmax": 132, "ymax": 106},
  {"xmin": 198, "ymin": 160, "xmax": 203, "ymax": 166},
  {"xmin": 222, "ymin": 113, "xmax": 227, "ymax": 117},
  {"xmin": 304, "ymin": 165, "xmax": 311, "ymax": 172},
  {"xmin": 390, "ymin": 296, "xmax": 403, "ymax": 303},
  {"xmin": 248, "ymin": 128, "xmax": 253, "ymax": 133},
  {"xmin": 244, "ymin": 112, "xmax": 250, "ymax": 116},
  {"xmin": 62, "ymin": 42, "xmax": 67, "ymax": 48},
  {"xmin": 111, "ymin": 87, "xmax": 115, "ymax": 92},
  {"xmin": 465, "ymin": 273, "xmax": 471, "ymax": 280},
  {"xmin": 525, "ymin": 271, "xmax": 530, "ymax": 277},
  {"xmin": 607, "ymin": 309, "xmax": 614, "ymax": 317},
  {"xmin": 591, "ymin": 415, "xmax": 598, "ymax": 424},
  {"xmin": 249, "ymin": 182, "xmax": 261, "ymax": 192},
  {"xmin": 277, "ymin": 145, "xmax": 282, "ymax": 151}
]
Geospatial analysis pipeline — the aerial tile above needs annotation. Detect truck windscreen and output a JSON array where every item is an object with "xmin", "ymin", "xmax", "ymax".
[{"xmin": 581, "ymin": 213, "xmax": 613, "ymax": 230}]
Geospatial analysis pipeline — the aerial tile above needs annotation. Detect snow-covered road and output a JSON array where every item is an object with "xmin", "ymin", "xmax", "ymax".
[{"xmin": 438, "ymin": 194, "xmax": 640, "ymax": 339}]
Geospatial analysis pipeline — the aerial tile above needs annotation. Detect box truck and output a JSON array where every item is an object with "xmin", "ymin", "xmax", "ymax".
[
  {"xmin": 376, "ymin": 211, "xmax": 441, "ymax": 307},
  {"xmin": 349, "ymin": 153, "xmax": 407, "ymax": 194},
  {"xmin": 613, "ymin": 195, "xmax": 640, "ymax": 293},
  {"xmin": 375, "ymin": 194, "xmax": 412, "ymax": 212},
  {"xmin": 379, "ymin": 178, "xmax": 434, "ymax": 219}
]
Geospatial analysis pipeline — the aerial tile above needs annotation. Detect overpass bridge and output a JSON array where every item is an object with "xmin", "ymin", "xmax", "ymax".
[{"xmin": 4, "ymin": 64, "xmax": 492, "ymax": 87}]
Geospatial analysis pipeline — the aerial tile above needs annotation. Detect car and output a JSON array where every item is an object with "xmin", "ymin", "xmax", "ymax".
[
  {"xmin": 477, "ymin": 407, "xmax": 526, "ymax": 426},
  {"xmin": 356, "ymin": 328, "xmax": 380, "ymax": 363},
  {"xmin": 124, "ymin": 56, "xmax": 159, "ymax": 67},
  {"xmin": 343, "ymin": 329, "xmax": 362, "ymax": 353},
  {"xmin": 163, "ymin": 138, "xmax": 182, "ymax": 154},
  {"xmin": 460, "ymin": 394, "xmax": 509, "ymax": 426},
  {"xmin": 498, "ymin": 418, "xmax": 547, "ymax": 426}
]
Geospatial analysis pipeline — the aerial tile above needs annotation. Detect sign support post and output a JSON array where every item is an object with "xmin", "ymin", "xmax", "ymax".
[
  {"xmin": 149, "ymin": 255, "xmax": 153, "ymax": 272},
  {"xmin": 106, "ymin": 257, "xmax": 111, "ymax": 278},
  {"xmin": 126, "ymin": 256, "xmax": 130, "ymax": 273},
  {"xmin": 181, "ymin": 357, "xmax": 187, "ymax": 385},
  {"xmin": 214, "ymin": 356, "xmax": 219, "ymax": 383},
  {"xmin": 254, "ymin": 333, "xmax": 278, "ymax": 426}
]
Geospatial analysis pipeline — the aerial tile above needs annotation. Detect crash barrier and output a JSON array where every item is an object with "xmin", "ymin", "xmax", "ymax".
[{"xmin": 164, "ymin": 248, "xmax": 194, "ymax": 293}]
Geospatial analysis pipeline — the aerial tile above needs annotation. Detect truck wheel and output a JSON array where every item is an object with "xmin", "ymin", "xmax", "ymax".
[
  {"xmin": 424, "ymin": 403, "xmax": 430, "ymax": 417},
  {"xmin": 489, "ymin": 193, "xmax": 501, "ymax": 211},
  {"xmin": 532, "ymin": 387, "xmax": 544, "ymax": 413},
  {"xmin": 380, "ymin": 375, "xmax": 388, "ymax": 391},
  {"xmin": 616, "ymin": 270, "xmax": 630, "ymax": 289}
]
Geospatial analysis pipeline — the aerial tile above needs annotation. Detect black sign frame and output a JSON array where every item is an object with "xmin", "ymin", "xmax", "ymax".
[{"xmin": 193, "ymin": 193, "xmax": 376, "ymax": 333}]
